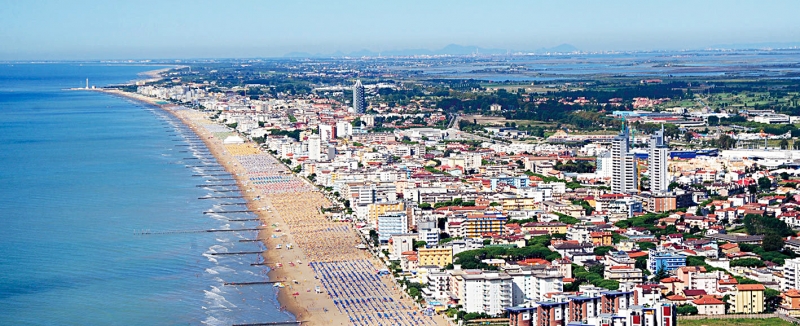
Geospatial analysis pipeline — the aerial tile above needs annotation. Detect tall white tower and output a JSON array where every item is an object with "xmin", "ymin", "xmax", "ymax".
[
  {"xmin": 85, "ymin": 78, "xmax": 89, "ymax": 89},
  {"xmin": 353, "ymin": 80, "xmax": 365, "ymax": 114},
  {"xmin": 308, "ymin": 134, "xmax": 321, "ymax": 161},
  {"xmin": 612, "ymin": 124, "xmax": 637, "ymax": 194},
  {"xmin": 649, "ymin": 125, "xmax": 669, "ymax": 193}
]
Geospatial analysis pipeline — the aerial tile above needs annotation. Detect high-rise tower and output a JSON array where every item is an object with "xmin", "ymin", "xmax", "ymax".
[
  {"xmin": 612, "ymin": 124, "xmax": 637, "ymax": 194},
  {"xmin": 649, "ymin": 125, "xmax": 669, "ymax": 193},
  {"xmin": 308, "ymin": 134, "xmax": 321, "ymax": 161},
  {"xmin": 353, "ymin": 79, "xmax": 365, "ymax": 114}
]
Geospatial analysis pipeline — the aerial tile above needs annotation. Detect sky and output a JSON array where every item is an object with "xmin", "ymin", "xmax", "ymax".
[{"xmin": 1, "ymin": 0, "xmax": 799, "ymax": 60}]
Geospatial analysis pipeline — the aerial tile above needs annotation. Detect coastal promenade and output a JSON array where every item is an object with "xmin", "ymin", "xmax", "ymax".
[{"xmin": 97, "ymin": 89, "xmax": 445, "ymax": 326}]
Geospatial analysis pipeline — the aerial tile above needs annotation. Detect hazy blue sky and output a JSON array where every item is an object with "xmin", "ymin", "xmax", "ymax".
[{"xmin": 1, "ymin": 0, "xmax": 799, "ymax": 60}]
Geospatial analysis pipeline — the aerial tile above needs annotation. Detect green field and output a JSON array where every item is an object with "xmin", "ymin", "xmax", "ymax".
[{"xmin": 679, "ymin": 317, "xmax": 791, "ymax": 326}]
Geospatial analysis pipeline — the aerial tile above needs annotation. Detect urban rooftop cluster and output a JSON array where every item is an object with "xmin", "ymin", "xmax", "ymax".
[{"xmin": 134, "ymin": 64, "xmax": 800, "ymax": 326}]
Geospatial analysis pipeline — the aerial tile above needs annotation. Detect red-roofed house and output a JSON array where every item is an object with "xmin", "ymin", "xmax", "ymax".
[{"xmin": 692, "ymin": 295, "xmax": 725, "ymax": 315}]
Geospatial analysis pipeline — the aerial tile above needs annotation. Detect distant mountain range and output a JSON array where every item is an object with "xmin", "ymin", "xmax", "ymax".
[{"xmin": 283, "ymin": 43, "xmax": 580, "ymax": 58}]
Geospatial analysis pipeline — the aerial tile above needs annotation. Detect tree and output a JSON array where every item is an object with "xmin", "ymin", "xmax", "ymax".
[
  {"xmin": 744, "ymin": 213, "xmax": 794, "ymax": 237},
  {"xmin": 781, "ymin": 172, "xmax": 791, "ymax": 181},
  {"xmin": 588, "ymin": 264, "xmax": 605, "ymax": 278},
  {"xmin": 368, "ymin": 230, "xmax": 379, "ymax": 247},
  {"xmin": 407, "ymin": 287, "xmax": 420, "ymax": 299},
  {"xmin": 676, "ymin": 304, "xmax": 698, "ymax": 315},
  {"xmin": 714, "ymin": 134, "xmax": 736, "ymax": 150},
  {"xmin": 780, "ymin": 139, "xmax": 790, "ymax": 150},
  {"xmin": 593, "ymin": 246, "xmax": 614, "ymax": 257},
  {"xmin": 758, "ymin": 176, "xmax": 772, "ymax": 190},
  {"xmin": 730, "ymin": 258, "xmax": 766, "ymax": 268},
  {"xmin": 683, "ymin": 132, "xmax": 694, "ymax": 143},
  {"xmin": 766, "ymin": 288, "xmax": 782, "ymax": 312},
  {"xmin": 763, "ymin": 233, "xmax": 786, "ymax": 252},
  {"xmin": 707, "ymin": 116, "xmax": 719, "ymax": 126},
  {"xmin": 413, "ymin": 241, "xmax": 428, "ymax": 250},
  {"xmin": 653, "ymin": 266, "xmax": 669, "ymax": 281}
]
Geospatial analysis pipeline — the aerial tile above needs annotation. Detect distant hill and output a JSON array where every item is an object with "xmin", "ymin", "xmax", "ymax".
[
  {"xmin": 282, "ymin": 43, "xmax": 580, "ymax": 58},
  {"xmin": 535, "ymin": 43, "xmax": 580, "ymax": 53}
]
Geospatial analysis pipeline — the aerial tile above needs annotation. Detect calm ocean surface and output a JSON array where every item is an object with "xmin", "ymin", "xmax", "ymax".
[{"xmin": 0, "ymin": 64, "xmax": 292, "ymax": 325}]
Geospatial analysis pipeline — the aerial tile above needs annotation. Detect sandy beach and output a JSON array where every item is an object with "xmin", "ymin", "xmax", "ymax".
[{"xmin": 95, "ymin": 88, "xmax": 446, "ymax": 326}]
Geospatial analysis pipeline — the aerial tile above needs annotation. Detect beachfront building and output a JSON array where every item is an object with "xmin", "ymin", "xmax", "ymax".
[
  {"xmin": 422, "ymin": 271, "xmax": 451, "ymax": 302},
  {"xmin": 417, "ymin": 247, "xmax": 453, "ymax": 268},
  {"xmin": 367, "ymin": 201, "xmax": 404, "ymax": 225},
  {"xmin": 377, "ymin": 211, "xmax": 408, "ymax": 242}
]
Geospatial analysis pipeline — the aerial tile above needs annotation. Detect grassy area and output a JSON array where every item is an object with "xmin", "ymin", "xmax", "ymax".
[{"xmin": 679, "ymin": 318, "xmax": 791, "ymax": 326}]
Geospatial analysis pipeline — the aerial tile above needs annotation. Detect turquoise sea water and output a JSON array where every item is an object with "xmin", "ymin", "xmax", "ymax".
[{"xmin": 0, "ymin": 64, "xmax": 292, "ymax": 325}]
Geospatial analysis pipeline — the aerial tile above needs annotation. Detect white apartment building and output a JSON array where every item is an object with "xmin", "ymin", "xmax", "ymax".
[
  {"xmin": 462, "ymin": 272, "xmax": 513, "ymax": 316},
  {"xmin": 318, "ymin": 124, "xmax": 334, "ymax": 141},
  {"xmin": 422, "ymin": 271, "xmax": 450, "ymax": 302},
  {"xmin": 336, "ymin": 120, "xmax": 353, "ymax": 137},
  {"xmin": 307, "ymin": 134, "xmax": 321, "ymax": 161},
  {"xmin": 783, "ymin": 258, "xmax": 800, "ymax": 291},
  {"xmin": 417, "ymin": 220, "xmax": 440, "ymax": 246},
  {"xmin": 648, "ymin": 127, "xmax": 669, "ymax": 193},
  {"xmin": 508, "ymin": 268, "xmax": 564, "ymax": 305},
  {"xmin": 612, "ymin": 126, "xmax": 637, "ymax": 194},
  {"xmin": 377, "ymin": 211, "xmax": 408, "ymax": 242}
]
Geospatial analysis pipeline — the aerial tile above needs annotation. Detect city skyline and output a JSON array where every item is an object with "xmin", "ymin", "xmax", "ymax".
[{"xmin": 1, "ymin": 0, "xmax": 800, "ymax": 60}]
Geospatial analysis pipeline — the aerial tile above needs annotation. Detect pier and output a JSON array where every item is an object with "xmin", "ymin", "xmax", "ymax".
[
  {"xmin": 223, "ymin": 281, "xmax": 280, "ymax": 286},
  {"xmin": 209, "ymin": 251, "xmax": 264, "ymax": 256},
  {"xmin": 199, "ymin": 196, "xmax": 244, "ymax": 199},
  {"xmin": 232, "ymin": 321, "xmax": 304, "ymax": 326},
  {"xmin": 203, "ymin": 210, "xmax": 253, "ymax": 214},
  {"xmin": 196, "ymin": 184, "xmax": 237, "ymax": 187},
  {"xmin": 134, "ymin": 227, "xmax": 264, "ymax": 235},
  {"xmin": 228, "ymin": 218, "xmax": 260, "ymax": 222}
]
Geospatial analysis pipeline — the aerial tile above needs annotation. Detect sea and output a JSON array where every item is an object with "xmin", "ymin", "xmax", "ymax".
[{"xmin": 0, "ymin": 64, "xmax": 293, "ymax": 325}]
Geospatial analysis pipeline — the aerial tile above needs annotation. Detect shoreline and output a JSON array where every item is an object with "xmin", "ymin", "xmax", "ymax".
[
  {"xmin": 94, "ymin": 88, "xmax": 323, "ymax": 324},
  {"xmin": 88, "ymin": 74, "xmax": 446, "ymax": 325}
]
